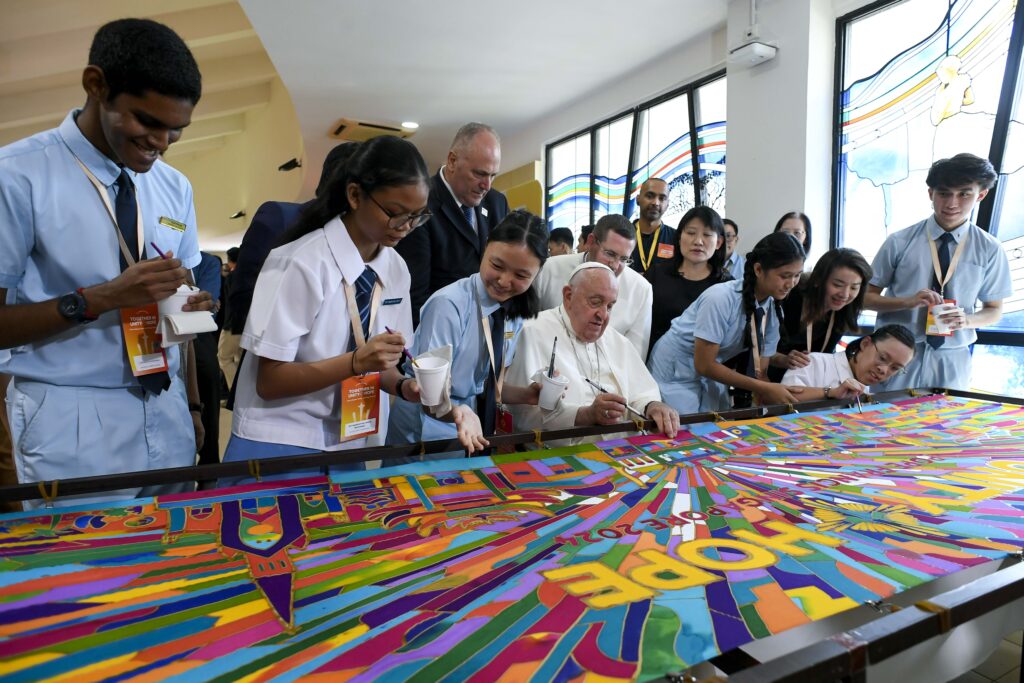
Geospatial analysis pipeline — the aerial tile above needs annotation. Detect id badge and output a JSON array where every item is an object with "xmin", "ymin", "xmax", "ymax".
[
  {"xmin": 656, "ymin": 243, "xmax": 674, "ymax": 259},
  {"xmin": 120, "ymin": 305, "xmax": 169, "ymax": 376},
  {"xmin": 926, "ymin": 298, "xmax": 957, "ymax": 337},
  {"xmin": 341, "ymin": 372, "xmax": 381, "ymax": 441}
]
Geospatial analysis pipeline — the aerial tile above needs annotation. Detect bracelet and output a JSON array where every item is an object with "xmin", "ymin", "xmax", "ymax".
[
  {"xmin": 350, "ymin": 347, "xmax": 360, "ymax": 376},
  {"xmin": 395, "ymin": 377, "xmax": 408, "ymax": 399},
  {"xmin": 189, "ymin": 402, "xmax": 203, "ymax": 413}
]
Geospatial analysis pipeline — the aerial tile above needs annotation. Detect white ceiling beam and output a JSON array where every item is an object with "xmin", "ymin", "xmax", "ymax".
[
  {"xmin": 163, "ymin": 136, "xmax": 227, "ymax": 159},
  {"xmin": 0, "ymin": 3, "xmax": 255, "ymax": 88},
  {"xmin": 0, "ymin": 58, "xmax": 273, "ymax": 131},
  {"xmin": 177, "ymin": 113, "xmax": 245, "ymax": 143},
  {"xmin": 192, "ymin": 82, "xmax": 271, "ymax": 120}
]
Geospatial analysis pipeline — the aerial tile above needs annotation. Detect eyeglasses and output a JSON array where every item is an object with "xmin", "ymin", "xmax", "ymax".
[
  {"xmin": 598, "ymin": 243, "xmax": 633, "ymax": 267},
  {"xmin": 875, "ymin": 349, "xmax": 907, "ymax": 375},
  {"xmin": 724, "ymin": 233, "xmax": 738, "ymax": 243},
  {"xmin": 366, "ymin": 193, "xmax": 432, "ymax": 231}
]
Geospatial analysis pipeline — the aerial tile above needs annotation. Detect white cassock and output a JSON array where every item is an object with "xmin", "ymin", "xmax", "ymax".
[
  {"xmin": 507, "ymin": 306, "xmax": 663, "ymax": 447},
  {"xmin": 531, "ymin": 252, "xmax": 653, "ymax": 358}
]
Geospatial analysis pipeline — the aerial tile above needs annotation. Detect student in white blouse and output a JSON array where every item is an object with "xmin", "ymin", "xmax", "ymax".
[{"xmin": 783, "ymin": 324, "xmax": 916, "ymax": 401}]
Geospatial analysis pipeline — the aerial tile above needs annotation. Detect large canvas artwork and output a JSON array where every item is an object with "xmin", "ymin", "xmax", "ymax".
[{"xmin": 2, "ymin": 395, "xmax": 1023, "ymax": 681}]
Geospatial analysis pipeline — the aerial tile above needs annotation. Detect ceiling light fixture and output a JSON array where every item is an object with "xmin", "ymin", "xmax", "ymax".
[
  {"xmin": 402, "ymin": 121, "xmax": 419, "ymax": 129},
  {"xmin": 278, "ymin": 158, "xmax": 302, "ymax": 172},
  {"xmin": 229, "ymin": 210, "xmax": 246, "ymax": 219}
]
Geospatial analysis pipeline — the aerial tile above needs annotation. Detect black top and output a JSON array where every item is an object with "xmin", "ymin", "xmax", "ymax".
[
  {"xmin": 646, "ymin": 261, "xmax": 732, "ymax": 355},
  {"xmin": 768, "ymin": 287, "xmax": 846, "ymax": 382},
  {"xmin": 629, "ymin": 220, "xmax": 676, "ymax": 274}
]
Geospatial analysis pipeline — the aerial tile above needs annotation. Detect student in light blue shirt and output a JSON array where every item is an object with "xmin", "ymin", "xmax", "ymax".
[
  {"xmin": 865, "ymin": 153, "xmax": 1012, "ymax": 391},
  {"xmin": 389, "ymin": 211, "xmax": 550, "ymax": 458},
  {"xmin": 0, "ymin": 19, "xmax": 213, "ymax": 508},
  {"xmin": 648, "ymin": 232, "xmax": 805, "ymax": 415},
  {"xmin": 723, "ymin": 218, "xmax": 746, "ymax": 281}
]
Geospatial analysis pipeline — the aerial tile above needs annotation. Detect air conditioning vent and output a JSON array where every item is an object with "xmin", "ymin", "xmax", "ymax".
[{"xmin": 330, "ymin": 118, "xmax": 415, "ymax": 141}]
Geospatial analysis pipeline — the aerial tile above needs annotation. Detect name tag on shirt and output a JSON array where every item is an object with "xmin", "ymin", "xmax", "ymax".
[
  {"xmin": 657, "ymin": 244, "xmax": 674, "ymax": 259},
  {"xmin": 382, "ymin": 297, "xmax": 403, "ymax": 306},
  {"xmin": 159, "ymin": 216, "xmax": 187, "ymax": 232}
]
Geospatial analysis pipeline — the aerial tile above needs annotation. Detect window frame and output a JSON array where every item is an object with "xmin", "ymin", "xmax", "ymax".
[
  {"xmin": 830, "ymin": 0, "xmax": 1024, "ymax": 247},
  {"xmin": 545, "ymin": 69, "xmax": 726, "ymax": 231}
]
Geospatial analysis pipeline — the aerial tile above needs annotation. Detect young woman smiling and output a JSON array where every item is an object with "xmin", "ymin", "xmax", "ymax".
[
  {"xmin": 769, "ymin": 248, "xmax": 872, "ymax": 382},
  {"xmin": 388, "ymin": 210, "xmax": 550, "ymax": 457}
]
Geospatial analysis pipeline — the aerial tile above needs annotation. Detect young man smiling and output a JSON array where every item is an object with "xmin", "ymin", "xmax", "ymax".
[
  {"xmin": 864, "ymin": 153, "xmax": 1011, "ymax": 391},
  {"xmin": 0, "ymin": 19, "xmax": 211, "ymax": 508}
]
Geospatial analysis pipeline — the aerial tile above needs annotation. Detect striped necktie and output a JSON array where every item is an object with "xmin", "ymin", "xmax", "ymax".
[{"xmin": 351, "ymin": 267, "xmax": 377, "ymax": 350}]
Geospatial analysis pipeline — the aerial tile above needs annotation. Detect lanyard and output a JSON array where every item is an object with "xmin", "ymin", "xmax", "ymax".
[
  {"xmin": 343, "ymin": 280, "xmax": 382, "ymax": 349},
  {"xmin": 74, "ymin": 158, "xmax": 145, "ymax": 268},
  {"xmin": 749, "ymin": 306, "xmax": 768, "ymax": 378},
  {"xmin": 635, "ymin": 224, "xmax": 661, "ymax": 272},
  {"xmin": 928, "ymin": 230, "xmax": 969, "ymax": 297},
  {"xmin": 807, "ymin": 310, "xmax": 835, "ymax": 354},
  {"xmin": 478, "ymin": 295, "xmax": 507, "ymax": 405}
]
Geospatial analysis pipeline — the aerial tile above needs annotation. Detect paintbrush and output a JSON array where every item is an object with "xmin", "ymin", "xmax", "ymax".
[
  {"xmin": 584, "ymin": 377, "xmax": 646, "ymax": 422},
  {"xmin": 382, "ymin": 327, "xmax": 417, "ymax": 368}
]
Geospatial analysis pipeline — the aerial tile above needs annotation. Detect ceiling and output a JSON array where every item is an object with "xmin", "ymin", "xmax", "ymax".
[
  {"xmin": 239, "ymin": 0, "xmax": 728, "ymax": 183},
  {"xmin": 1, "ymin": 0, "xmax": 728, "ymax": 241},
  {"xmin": 0, "ymin": 0, "xmax": 276, "ymax": 158}
]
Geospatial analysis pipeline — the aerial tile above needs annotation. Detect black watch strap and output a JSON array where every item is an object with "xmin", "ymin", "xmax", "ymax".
[{"xmin": 57, "ymin": 290, "xmax": 89, "ymax": 324}]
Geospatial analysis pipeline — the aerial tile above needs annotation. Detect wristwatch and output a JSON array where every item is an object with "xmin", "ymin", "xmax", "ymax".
[{"xmin": 57, "ymin": 290, "xmax": 94, "ymax": 323}]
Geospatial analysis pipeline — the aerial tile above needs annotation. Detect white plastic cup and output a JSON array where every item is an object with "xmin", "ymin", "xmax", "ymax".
[
  {"xmin": 413, "ymin": 357, "xmax": 449, "ymax": 407},
  {"xmin": 158, "ymin": 284, "xmax": 198, "ymax": 320},
  {"xmin": 929, "ymin": 303, "xmax": 960, "ymax": 335},
  {"xmin": 538, "ymin": 373, "xmax": 570, "ymax": 410}
]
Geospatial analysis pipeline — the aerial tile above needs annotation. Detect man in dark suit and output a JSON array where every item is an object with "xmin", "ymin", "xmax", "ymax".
[{"xmin": 396, "ymin": 123, "xmax": 509, "ymax": 325}]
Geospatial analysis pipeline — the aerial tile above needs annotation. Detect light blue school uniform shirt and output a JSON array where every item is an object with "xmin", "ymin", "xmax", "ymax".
[
  {"xmin": 725, "ymin": 252, "xmax": 746, "ymax": 281},
  {"xmin": 648, "ymin": 279, "xmax": 780, "ymax": 414},
  {"xmin": 0, "ymin": 110, "xmax": 201, "ymax": 506},
  {"xmin": 388, "ymin": 273, "xmax": 523, "ymax": 445},
  {"xmin": 0, "ymin": 110, "xmax": 201, "ymax": 386},
  {"xmin": 870, "ymin": 216, "xmax": 1012, "ymax": 390}
]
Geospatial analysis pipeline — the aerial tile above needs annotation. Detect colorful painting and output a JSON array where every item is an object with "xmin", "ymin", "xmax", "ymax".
[{"xmin": 2, "ymin": 395, "xmax": 1023, "ymax": 681}]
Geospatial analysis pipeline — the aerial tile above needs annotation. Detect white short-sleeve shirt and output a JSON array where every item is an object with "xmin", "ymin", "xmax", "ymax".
[
  {"xmin": 782, "ymin": 351, "xmax": 858, "ymax": 391},
  {"xmin": 231, "ymin": 215, "xmax": 413, "ymax": 450}
]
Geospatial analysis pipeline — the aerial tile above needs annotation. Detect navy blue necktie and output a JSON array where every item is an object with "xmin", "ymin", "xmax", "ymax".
[
  {"xmin": 928, "ymin": 232, "xmax": 955, "ymax": 349},
  {"xmin": 115, "ymin": 170, "xmax": 140, "ymax": 269},
  {"xmin": 461, "ymin": 204, "xmax": 475, "ymax": 230},
  {"xmin": 350, "ymin": 267, "xmax": 377, "ymax": 351},
  {"xmin": 479, "ymin": 306, "xmax": 505, "ymax": 437},
  {"xmin": 116, "ymin": 170, "xmax": 169, "ymax": 393}
]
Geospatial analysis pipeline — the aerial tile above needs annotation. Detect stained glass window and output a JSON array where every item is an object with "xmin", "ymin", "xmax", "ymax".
[
  {"xmin": 593, "ymin": 115, "xmax": 633, "ymax": 223},
  {"xmin": 546, "ymin": 133, "xmax": 590, "ymax": 232},
  {"xmin": 695, "ymin": 77, "xmax": 728, "ymax": 214},
  {"xmin": 629, "ymin": 92, "xmax": 694, "ymax": 230},
  {"xmin": 836, "ymin": 0, "xmax": 1015, "ymax": 262},
  {"xmin": 545, "ymin": 73, "xmax": 726, "ymax": 241}
]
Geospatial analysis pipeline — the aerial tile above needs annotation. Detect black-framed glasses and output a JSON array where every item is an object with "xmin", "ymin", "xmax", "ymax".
[{"xmin": 367, "ymin": 193, "xmax": 431, "ymax": 231}]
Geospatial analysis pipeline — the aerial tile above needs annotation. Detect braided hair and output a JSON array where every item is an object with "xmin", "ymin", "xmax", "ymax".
[{"xmin": 741, "ymin": 232, "xmax": 806, "ymax": 350}]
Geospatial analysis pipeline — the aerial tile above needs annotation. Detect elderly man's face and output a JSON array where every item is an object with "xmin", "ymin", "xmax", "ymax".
[
  {"xmin": 445, "ymin": 131, "xmax": 500, "ymax": 207},
  {"xmin": 562, "ymin": 270, "xmax": 618, "ymax": 343}
]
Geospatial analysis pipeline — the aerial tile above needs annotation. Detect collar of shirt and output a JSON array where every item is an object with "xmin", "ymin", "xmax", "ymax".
[
  {"xmin": 471, "ymin": 273, "xmax": 502, "ymax": 316},
  {"xmin": 555, "ymin": 304, "xmax": 599, "ymax": 347},
  {"xmin": 439, "ymin": 165, "xmax": 470, "ymax": 212},
  {"xmin": 324, "ymin": 214, "xmax": 394, "ymax": 288},
  {"xmin": 59, "ymin": 109, "xmax": 133, "ymax": 188},
  {"xmin": 925, "ymin": 214, "xmax": 970, "ymax": 243}
]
